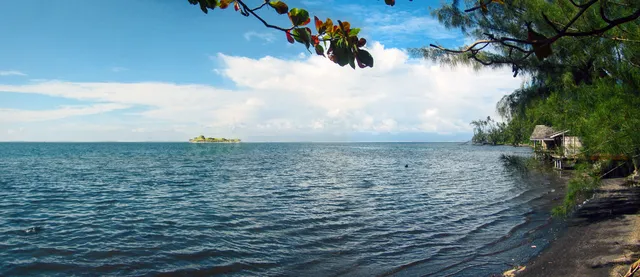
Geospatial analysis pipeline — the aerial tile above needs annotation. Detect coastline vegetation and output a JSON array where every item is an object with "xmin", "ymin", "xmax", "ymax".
[
  {"xmin": 470, "ymin": 116, "xmax": 509, "ymax": 145},
  {"xmin": 433, "ymin": 1, "xmax": 640, "ymax": 216},
  {"xmin": 551, "ymin": 164, "xmax": 601, "ymax": 217},
  {"xmin": 189, "ymin": 135, "xmax": 241, "ymax": 143}
]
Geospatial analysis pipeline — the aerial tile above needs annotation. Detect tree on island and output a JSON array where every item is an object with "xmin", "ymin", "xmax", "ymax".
[
  {"xmin": 470, "ymin": 116, "xmax": 508, "ymax": 146},
  {"xmin": 190, "ymin": 136, "xmax": 241, "ymax": 142}
]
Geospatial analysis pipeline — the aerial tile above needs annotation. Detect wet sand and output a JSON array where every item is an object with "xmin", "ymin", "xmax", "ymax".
[{"xmin": 516, "ymin": 178, "xmax": 640, "ymax": 277}]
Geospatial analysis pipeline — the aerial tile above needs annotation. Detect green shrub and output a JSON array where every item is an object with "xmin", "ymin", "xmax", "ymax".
[{"xmin": 552, "ymin": 173, "xmax": 600, "ymax": 217}]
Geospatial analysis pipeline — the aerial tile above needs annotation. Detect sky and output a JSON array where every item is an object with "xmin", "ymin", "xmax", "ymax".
[{"xmin": 0, "ymin": 0, "xmax": 523, "ymax": 142}]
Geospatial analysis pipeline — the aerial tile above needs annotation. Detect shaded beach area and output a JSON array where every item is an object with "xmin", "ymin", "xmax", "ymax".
[{"xmin": 513, "ymin": 178, "xmax": 640, "ymax": 277}]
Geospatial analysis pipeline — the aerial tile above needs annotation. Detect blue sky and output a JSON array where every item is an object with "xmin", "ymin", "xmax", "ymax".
[{"xmin": 0, "ymin": 0, "xmax": 522, "ymax": 142}]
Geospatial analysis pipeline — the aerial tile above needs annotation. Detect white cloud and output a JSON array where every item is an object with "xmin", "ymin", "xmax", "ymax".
[
  {"xmin": 336, "ymin": 4, "xmax": 461, "ymax": 42},
  {"xmin": 0, "ymin": 42, "xmax": 522, "ymax": 141},
  {"xmin": 371, "ymin": 16, "xmax": 459, "ymax": 40},
  {"xmin": 7, "ymin": 127, "xmax": 23, "ymax": 135},
  {"xmin": 243, "ymin": 31, "xmax": 277, "ymax": 44},
  {"xmin": 0, "ymin": 70, "xmax": 27, "ymax": 76},
  {"xmin": 0, "ymin": 104, "xmax": 130, "ymax": 122}
]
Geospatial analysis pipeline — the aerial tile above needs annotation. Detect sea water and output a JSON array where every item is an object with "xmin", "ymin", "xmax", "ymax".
[{"xmin": 0, "ymin": 143, "xmax": 565, "ymax": 276}]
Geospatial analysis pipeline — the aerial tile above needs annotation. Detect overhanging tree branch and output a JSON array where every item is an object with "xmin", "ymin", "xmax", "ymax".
[
  {"xmin": 429, "ymin": 0, "xmax": 640, "ymax": 70},
  {"xmin": 188, "ymin": 0, "xmax": 375, "ymax": 69},
  {"xmin": 235, "ymin": 0, "xmax": 292, "ymax": 32}
]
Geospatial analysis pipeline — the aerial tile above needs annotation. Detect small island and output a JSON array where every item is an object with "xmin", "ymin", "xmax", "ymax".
[{"xmin": 189, "ymin": 135, "xmax": 241, "ymax": 143}]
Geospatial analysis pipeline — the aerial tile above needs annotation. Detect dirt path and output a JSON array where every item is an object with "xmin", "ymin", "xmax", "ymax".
[{"xmin": 517, "ymin": 178, "xmax": 640, "ymax": 277}]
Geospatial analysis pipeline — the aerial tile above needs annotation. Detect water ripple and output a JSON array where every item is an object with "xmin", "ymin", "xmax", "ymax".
[{"xmin": 0, "ymin": 142, "xmax": 565, "ymax": 277}]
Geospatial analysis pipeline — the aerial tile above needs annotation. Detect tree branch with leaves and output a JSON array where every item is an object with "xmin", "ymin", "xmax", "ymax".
[
  {"xmin": 187, "ymin": 0, "xmax": 374, "ymax": 69},
  {"xmin": 418, "ymin": 0, "xmax": 640, "ymax": 77}
]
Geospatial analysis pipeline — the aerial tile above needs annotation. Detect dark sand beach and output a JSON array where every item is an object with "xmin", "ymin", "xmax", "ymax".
[{"xmin": 516, "ymin": 178, "xmax": 640, "ymax": 277}]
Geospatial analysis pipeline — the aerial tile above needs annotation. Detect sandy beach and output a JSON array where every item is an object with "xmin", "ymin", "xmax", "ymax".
[{"xmin": 515, "ymin": 178, "xmax": 640, "ymax": 277}]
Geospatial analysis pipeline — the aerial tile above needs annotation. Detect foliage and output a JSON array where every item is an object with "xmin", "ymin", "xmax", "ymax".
[
  {"xmin": 514, "ymin": 78, "xmax": 640, "ymax": 159},
  {"xmin": 420, "ymin": 1, "xmax": 640, "ymax": 215},
  {"xmin": 470, "ymin": 116, "xmax": 509, "ymax": 145},
  {"xmin": 435, "ymin": 0, "xmax": 640, "ymax": 162},
  {"xmin": 186, "ymin": 0, "xmax": 379, "ymax": 69},
  {"xmin": 416, "ymin": 0, "xmax": 640, "ymax": 76},
  {"xmin": 500, "ymin": 154, "xmax": 533, "ymax": 175},
  {"xmin": 186, "ymin": 0, "xmax": 639, "ymax": 71},
  {"xmin": 189, "ymin": 135, "xmax": 241, "ymax": 143},
  {"xmin": 552, "ymin": 165, "xmax": 601, "ymax": 217}
]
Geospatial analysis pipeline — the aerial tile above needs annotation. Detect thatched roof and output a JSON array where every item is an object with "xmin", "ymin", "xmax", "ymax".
[{"xmin": 530, "ymin": 125, "xmax": 556, "ymax": 140}]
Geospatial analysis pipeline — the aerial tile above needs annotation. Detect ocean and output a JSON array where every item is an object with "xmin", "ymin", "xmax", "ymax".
[{"xmin": 0, "ymin": 142, "xmax": 565, "ymax": 276}]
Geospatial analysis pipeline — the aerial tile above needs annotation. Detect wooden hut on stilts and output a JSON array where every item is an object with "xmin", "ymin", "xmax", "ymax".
[{"xmin": 529, "ymin": 125, "xmax": 582, "ymax": 169}]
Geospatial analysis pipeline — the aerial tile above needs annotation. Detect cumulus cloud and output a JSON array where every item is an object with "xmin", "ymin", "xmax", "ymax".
[{"xmin": 0, "ymin": 42, "xmax": 522, "ymax": 141}]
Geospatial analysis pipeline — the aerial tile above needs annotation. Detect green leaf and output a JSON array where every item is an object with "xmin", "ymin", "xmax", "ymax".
[
  {"xmin": 199, "ymin": 2, "xmax": 208, "ymax": 13},
  {"xmin": 269, "ymin": 1, "xmax": 288, "ymax": 15},
  {"xmin": 357, "ymin": 49, "xmax": 374, "ymax": 68},
  {"xmin": 348, "ymin": 54, "xmax": 356, "ymax": 69},
  {"xmin": 337, "ymin": 53, "xmax": 349, "ymax": 66},
  {"xmin": 196, "ymin": 0, "xmax": 209, "ymax": 13},
  {"xmin": 349, "ymin": 28, "xmax": 361, "ymax": 37},
  {"xmin": 331, "ymin": 41, "xmax": 350, "ymax": 67},
  {"xmin": 288, "ymin": 8, "xmax": 310, "ymax": 26},
  {"xmin": 205, "ymin": 0, "xmax": 218, "ymax": 9},
  {"xmin": 315, "ymin": 44, "xmax": 325, "ymax": 57},
  {"xmin": 292, "ymin": 28, "xmax": 312, "ymax": 49}
]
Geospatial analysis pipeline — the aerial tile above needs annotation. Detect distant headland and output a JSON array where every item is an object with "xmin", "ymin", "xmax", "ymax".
[{"xmin": 188, "ymin": 135, "xmax": 241, "ymax": 143}]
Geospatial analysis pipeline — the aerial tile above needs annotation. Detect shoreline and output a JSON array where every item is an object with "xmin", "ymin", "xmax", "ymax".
[{"xmin": 511, "ymin": 178, "xmax": 640, "ymax": 277}]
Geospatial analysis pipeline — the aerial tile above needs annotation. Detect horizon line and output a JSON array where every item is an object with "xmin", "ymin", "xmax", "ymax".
[{"xmin": 0, "ymin": 140, "xmax": 469, "ymax": 143}]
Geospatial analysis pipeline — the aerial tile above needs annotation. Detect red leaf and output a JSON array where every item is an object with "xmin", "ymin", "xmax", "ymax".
[
  {"xmin": 286, "ymin": 31, "xmax": 294, "ymax": 44},
  {"xmin": 314, "ymin": 16, "xmax": 323, "ymax": 33},
  {"xmin": 339, "ymin": 21, "xmax": 350, "ymax": 33},
  {"xmin": 234, "ymin": 1, "xmax": 239, "ymax": 11},
  {"xmin": 357, "ymin": 38, "xmax": 367, "ymax": 47},
  {"xmin": 385, "ymin": 0, "xmax": 395, "ymax": 6},
  {"xmin": 311, "ymin": 35, "xmax": 319, "ymax": 46},
  {"xmin": 219, "ymin": 0, "xmax": 231, "ymax": 9}
]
